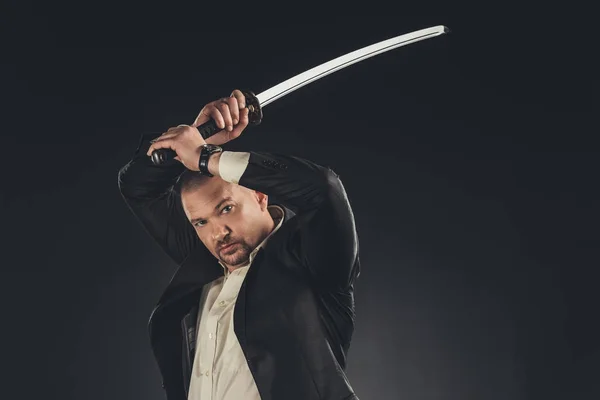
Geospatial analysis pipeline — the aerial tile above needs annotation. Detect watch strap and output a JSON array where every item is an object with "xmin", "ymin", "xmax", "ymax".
[{"xmin": 198, "ymin": 144, "xmax": 223, "ymax": 177}]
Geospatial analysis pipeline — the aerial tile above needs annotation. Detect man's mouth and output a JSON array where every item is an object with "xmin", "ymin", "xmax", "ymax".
[{"xmin": 219, "ymin": 243, "xmax": 237, "ymax": 253}]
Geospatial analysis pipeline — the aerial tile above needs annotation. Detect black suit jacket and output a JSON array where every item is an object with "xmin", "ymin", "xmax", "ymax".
[{"xmin": 118, "ymin": 134, "xmax": 361, "ymax": 400}]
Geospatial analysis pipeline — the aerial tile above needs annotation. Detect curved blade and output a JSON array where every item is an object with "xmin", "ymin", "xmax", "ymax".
[{"xmin": 256, "ymin": 25, "xmax": 449, "ymax": 107}]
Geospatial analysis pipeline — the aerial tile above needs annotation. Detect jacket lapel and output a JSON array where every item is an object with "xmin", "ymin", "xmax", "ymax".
[{"xmin": 233, "ymin": 204, "xmax": 295, "ymax": 355}]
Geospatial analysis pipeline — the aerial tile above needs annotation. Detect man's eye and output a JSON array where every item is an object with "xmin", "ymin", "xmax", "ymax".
[{"xmin": 194, "ymin": 206, "xmax": 232, "ymax": 227}]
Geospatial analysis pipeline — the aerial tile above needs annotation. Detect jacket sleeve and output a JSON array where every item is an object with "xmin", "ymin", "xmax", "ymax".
[
  {"xmin": 230, "ymin": 151, "xmax": 360, "ymax": 290},
  {"xmin": 117, "ymin": 133, "xmax": 200, "ymax": 265}
]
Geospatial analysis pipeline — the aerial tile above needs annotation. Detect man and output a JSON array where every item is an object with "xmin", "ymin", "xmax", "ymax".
[{"xmin": 118, "ymin": 89, "xmax": 361, "ymax": 400}]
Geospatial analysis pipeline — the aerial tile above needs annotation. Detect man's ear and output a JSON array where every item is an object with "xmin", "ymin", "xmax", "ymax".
[{"xmin": 254, "ymin": 190, "xmax": 269, "ymax": 211}]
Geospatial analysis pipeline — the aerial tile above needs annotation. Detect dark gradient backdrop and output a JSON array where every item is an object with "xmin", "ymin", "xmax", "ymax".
[{"xmin": 2, "ymin": 3, "xmax": 598, "ymax": 400}]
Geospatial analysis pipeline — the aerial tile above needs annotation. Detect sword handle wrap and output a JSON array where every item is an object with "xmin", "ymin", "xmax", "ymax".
[{"xmin": 150, "ymin": 90, "xmax": 262, "ymax": 165}]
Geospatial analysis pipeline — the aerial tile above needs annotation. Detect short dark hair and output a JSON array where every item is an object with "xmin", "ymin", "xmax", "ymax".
[{"xmin": 175, "ymin": 169, "xmax": 211, "ymax": 196}]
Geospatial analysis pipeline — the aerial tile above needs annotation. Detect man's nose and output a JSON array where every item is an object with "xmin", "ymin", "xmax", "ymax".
[{"xmin": 212, "ymin": 224, "xmax": 230, "ymax": 242}]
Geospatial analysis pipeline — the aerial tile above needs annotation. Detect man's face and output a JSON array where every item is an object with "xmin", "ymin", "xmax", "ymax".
[{"xmin": 181, "ymin": 178, "xmax": 270, "ymax": 269}]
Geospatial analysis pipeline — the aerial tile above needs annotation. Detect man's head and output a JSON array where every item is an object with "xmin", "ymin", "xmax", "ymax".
[{"xmin": 177, "ymin": 171, "xmax": 274, "ymax": 270}]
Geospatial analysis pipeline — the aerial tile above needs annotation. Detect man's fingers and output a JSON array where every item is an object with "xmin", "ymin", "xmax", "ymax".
[
  {"xmin": 229, "ymin": 107, "xmax": 249, "ymax": 139},
  {"xmin": 191, "ymin": 108, "xmax": 207, "ymax": 128},
  {"xmin": 147, "ymin": 138, "xmax": 176, "ymax": 156},
  {"xmin": 193, "ymin": 105, "xmax": 218, "ymax": 129},
  {"xmin": 216, "ymin": 101, "xmax": 233, "ymax": 132},
  {"xmin": 149, "ymin": 127, "xmax": 179, "ymax": 143},
  {"xmin": 205, "ymin": 108, "xmax": 249, "ymax": 145},
  {"xmin": 207, "ymin": 105, "xmax": 226, "ymax": 130},
  {"xmin": 225, "ymin": 96, "xmax": 240, "ymax": 126},
  {"xmin": 240, "ymin": 107, "xmax": 249, "ymax": 125},
  {"xmin": 192, "ymin": 91, "xmax": 247, "ymax": 137},
  {"xmin": 230, "ymin": 89, "xmax": 246, "ymax": 109},
  {"xmin": 151, "ymin": 132, "xmax": 178, "ymax": 143}
]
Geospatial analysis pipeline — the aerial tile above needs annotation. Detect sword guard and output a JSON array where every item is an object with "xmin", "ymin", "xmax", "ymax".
[{"xmin": 242, "ymin": 90, "xmax": 262, "ymax": 125}]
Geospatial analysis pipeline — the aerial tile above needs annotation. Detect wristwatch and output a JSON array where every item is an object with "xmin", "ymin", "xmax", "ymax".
[{"xmin": 198, "ymin": 144, "xmax": 223, "ymax": 177}]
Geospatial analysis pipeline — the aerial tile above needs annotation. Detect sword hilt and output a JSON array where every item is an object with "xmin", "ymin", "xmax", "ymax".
[{"xmin": 150, "ymin": 90, "xmax": 262, "ymax": 165}]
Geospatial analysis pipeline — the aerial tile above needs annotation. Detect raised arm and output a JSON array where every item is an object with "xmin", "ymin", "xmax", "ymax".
[
  {"xmin": 146, "ymin": 88, "xmax": 360, "ymax": 289},
  {"xmin": 212, "ymin": 150, "xmax": 361, "ymax": 290},
  {"xmin": 117, "ymin": 134, "xmax": 199, "ymax": 265}
]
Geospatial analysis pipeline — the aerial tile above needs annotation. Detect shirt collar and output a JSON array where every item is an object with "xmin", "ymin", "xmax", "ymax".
[{"xmin": 219, "ymin": 204, "xmax": 285, "ymax": 276}]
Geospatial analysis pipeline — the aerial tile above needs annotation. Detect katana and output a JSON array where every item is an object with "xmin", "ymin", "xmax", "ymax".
[{"xmin": 151, "ymin": 25, "xmax": 450, "ymax": 165}]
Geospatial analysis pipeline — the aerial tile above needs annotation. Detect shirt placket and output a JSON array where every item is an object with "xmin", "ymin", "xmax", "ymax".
[
  {"xmin": 209, "ymin": 273, "xmax": 238, "ymax": 398},
  {"xmin": 199, "ymin": 304, "xmax": 218, "ymax": 399}
]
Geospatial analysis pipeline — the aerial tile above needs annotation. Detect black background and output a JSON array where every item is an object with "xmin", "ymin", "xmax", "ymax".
[{"xmin": 2, "ymin": 2, "xmax": 598, "ymax": 399}]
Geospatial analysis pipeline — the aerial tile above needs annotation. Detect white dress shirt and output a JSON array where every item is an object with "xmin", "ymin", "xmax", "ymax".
[{"xmin": 187, "ymin": 151, "xmax": 284, "ymax": 400}]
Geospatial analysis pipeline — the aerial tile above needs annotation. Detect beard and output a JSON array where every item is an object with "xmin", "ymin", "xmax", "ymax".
[{"xmin": 217, "ymin": 240, "xmax": 254, "ymax": 267}]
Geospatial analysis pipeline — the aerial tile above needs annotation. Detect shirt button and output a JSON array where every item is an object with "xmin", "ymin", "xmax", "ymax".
[
  {"xmin": 208, "ymin": 333, "xmax": 213, "ymax": 339},
  {"xmin": 205, "ymin": 370, "xmax": 209, "ymax": 376},
  {"xmin": 219, "ymin": 300, "xmax": 226, "ymax": 307}
]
